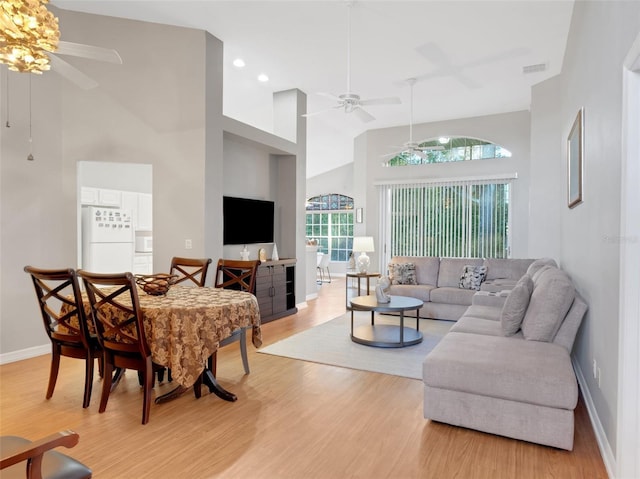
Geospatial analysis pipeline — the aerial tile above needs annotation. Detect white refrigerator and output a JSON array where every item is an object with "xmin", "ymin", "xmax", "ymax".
[{"xmin": 82, "ymin": 206, "xmax": 134, "ymax": 273}]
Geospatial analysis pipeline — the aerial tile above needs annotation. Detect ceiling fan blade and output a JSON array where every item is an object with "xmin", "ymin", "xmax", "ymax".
[
  {"xmin": 416, "ymin": 42, "xmax": 449, "ymax": 67},
  {"xmin": 416, "ymin": 145, "xmax": 445, "ymax": 151},
  {"xmin": 302, "ymin": 106, "xmax": 342, "ymax": 118},
  {"xmin": 49, "ymin": 55, "xmax": 99, "ymax": 90},
  {"xmin": 352, "ymin": 107, "xmax": 375, "ymax": 123},
  {"xmin": 359, "ymin": 96, "xmax": 401, "ymax": 106},
  {"xmin": 465, "ymin": 47, "xmax": 530, "ymax": 68},
  {"xmin": 56, "ymin": 40, "xmax": 123, "ymax": 64}
]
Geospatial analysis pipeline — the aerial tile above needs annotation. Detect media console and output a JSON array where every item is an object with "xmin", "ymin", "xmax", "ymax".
[{"xmin": 255, "ymin": 258, "xmax": 297, "ymax": 323}]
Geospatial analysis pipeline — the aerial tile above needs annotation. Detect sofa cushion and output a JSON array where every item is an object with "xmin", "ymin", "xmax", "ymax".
[
  {"xmin": 390, "ymin": 256, "xmax": 440, "ymax": 285},
  {"xmin": 430, "ymin": 287, "xmax": 476, "ymax": 306},
  {"xmin": 450, "ymin": 316, "xmax": 515, "ymax": 336},
  {"xmin": 483, "ymin": 258, "xmax": 535, "ymax": 281},
  {"xmin": 388, "ymin": 262, "xmax": 417, "ymax": 285},
  {"xmin": 459, "ymin": 265, "xmax": 488, "ymax": 291},
  {"xmin": 480, "ymin": 279, "xmax": 518, "ymax": 292},
  {"xmin": 462, "ymin": 304, "xmax": 502, "ymax": 321},
  {"xmin": 500, "ymin": 274, "xmax": 534, "ymax": 336},
  {"xmin": 438, "ymin": 258, "xmax": 484, "ymax": 288},
  {"xmin": 522, "ymin": 267, "xmax": 575, "ymax": 342},
  {"xmin": 423, "ymin": 332, "xmax": 578, "ymax": 410},
  {"xmin": 387, "ymin": 284, "xmax": 435, "ymax": 302},
  {"xmin": 526, "ymin": 257, "xmax": 558, "ymax": 278}
]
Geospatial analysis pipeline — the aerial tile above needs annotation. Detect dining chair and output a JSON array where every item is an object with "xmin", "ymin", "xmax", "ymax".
[
  {"xmin": 0, "ymin": 430, "xmax": 92, "ymax": 479},
  {"xmin": 23, "ymin": 266, "xmax": 102, "ymax": 409},
  {"xmin": 155, "ymin": 256, "xmax": 213, "ymax": 383},
  {"xmin": 170, "ymin": 256, "xmax": 213, "ymax": 287},
  {"xmin": 317, "ymin": 253, "xmax": 332, "ymax": 284},
  {"xmin": 210, "ymin": 259, "xmax": 260, "ymax": 375},
  {"xmin": 77, "ymin": 270, "xmax": 163, "ymax": 425}
]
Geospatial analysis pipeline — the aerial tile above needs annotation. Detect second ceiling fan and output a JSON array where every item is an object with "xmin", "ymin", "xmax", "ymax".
[{"xmin": 304, "ymin": 2, "xmax": 400, "ymax": 123}]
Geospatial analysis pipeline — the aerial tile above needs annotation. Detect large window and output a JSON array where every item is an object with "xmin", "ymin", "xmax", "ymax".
[
  {"xmin": 387, "ymin": 137, "xmax": 512, "ymax": 167},
  {"xmin": 378, "ymin": 176, "xmax": 513, "ymax": 266},
  {"xmin": 306, "ymin": 194, "xmax": 354, "ymax": 262}
]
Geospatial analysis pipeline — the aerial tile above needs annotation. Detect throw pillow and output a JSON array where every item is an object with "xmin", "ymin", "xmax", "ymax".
[
  {"xmin": 500, "ymin": 274, "xmax": 534, "ymax": 336},
  {"xmin": 458, "ymin": 265, "xmax": 488, "ymax": 291},
  {"xmin": 521, "ymin": 267, "xmax": 575, "ymax": 342},
  {"xmin": 388, "ymin": 262, "xmax": 417, "ymax": 285}
]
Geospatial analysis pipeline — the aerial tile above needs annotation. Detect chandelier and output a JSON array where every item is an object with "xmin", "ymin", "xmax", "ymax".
[{"xmin": 0, "ymin": 0, "xmax": 60, "ymax": 74}]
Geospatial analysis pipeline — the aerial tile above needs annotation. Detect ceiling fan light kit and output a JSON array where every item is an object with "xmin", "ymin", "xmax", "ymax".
[
  {"xmin": 303, "ymin": 1, "xmax": 400, "ymax": 122},
  {"xmin": 0, "ymin": 0, "xmax": 60, "ymax": 74}
]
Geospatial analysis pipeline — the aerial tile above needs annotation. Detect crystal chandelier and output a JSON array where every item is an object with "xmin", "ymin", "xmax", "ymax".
[{"xmin": 0, "ymin": 0, "xmax": 60, "ymax": 74}]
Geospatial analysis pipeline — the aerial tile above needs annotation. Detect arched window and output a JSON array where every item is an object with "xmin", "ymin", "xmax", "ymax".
[
  {"xmin": 386, "ymin": 137, "xmax": 512, "ymax": 167},
  {"xmin": 306, "ymin": 194, "xmax": 354, "ymax": 262}
]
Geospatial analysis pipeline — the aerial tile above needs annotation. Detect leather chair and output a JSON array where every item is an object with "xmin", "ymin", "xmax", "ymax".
[
  {"xmin": 0, "ymin": 430, "xmax": 91, "ymax": 479},
  {"xmin": 23, "ymin": 266, "xmax": 102, "ymax": 409}
]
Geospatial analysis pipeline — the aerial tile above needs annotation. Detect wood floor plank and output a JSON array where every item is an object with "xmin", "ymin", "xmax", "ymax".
[{"xmin": 1, "ymin": 278, "xmax": 608, "ymax": 478}]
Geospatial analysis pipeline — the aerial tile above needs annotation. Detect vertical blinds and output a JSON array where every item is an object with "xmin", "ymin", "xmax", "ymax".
[{"xmin": 377, "ymin": 176, "xmax": 514, "ymax": 270}]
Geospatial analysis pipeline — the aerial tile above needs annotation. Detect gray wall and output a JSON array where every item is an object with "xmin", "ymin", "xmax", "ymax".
[
  {"xmin": 354, "ymin": 110, "xmax": 532, "ymax": 272},
  {"xmin": 529, "ymin": 0, "xmax": 640, "ymax": 458}
]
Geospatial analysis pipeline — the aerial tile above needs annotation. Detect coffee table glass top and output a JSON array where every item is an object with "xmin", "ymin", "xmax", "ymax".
[{"xmin": 350, "ymin": 295, "xmax": 423, "ymax": 312}]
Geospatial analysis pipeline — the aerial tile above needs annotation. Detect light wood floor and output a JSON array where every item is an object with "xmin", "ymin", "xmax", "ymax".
[{"xmin": 1, "ymin": 278, "xmax": 607, "ymax": 478}]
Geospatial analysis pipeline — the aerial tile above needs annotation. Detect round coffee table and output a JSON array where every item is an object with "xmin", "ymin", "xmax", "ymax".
[{"xmin": 349, "ymin": 295, "xmax": 424, "ymax": 348}]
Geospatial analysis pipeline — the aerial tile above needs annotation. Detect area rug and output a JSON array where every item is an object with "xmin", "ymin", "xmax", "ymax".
[{"xmin": 258, "ymin": 313, "xmax": 453, "ymax": 380}]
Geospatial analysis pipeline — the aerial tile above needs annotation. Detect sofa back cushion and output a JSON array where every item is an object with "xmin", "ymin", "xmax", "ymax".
[
  {"xmin": 438, "ymin": 258, "xmax": 483, "ymax": 288},
  {"xmin": 500, "ymin": 274, "xmax": 534, "ymax": 336},
  {"xmin": 390, "ymin": 256, "xmax": 440, "ymax": 286},
  {"xmin": 521, "ymin": 267, "xmax": 575, "ymax": 342},
  {"xmin": 526, "ymin": 257, "xmax": 558, "ymax": 278},
  {"xmin": 553, "ymin": 293, "xmax": 588, "ymax": 352},
  {"xmin": 484, "ymin": 258, "xmax": 536, "ymax": 281}
]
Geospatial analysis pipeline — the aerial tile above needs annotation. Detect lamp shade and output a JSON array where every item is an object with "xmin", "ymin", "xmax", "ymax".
[{"xmin": 352, "ymin": 236, "xmax": 375, "ymax": 253}]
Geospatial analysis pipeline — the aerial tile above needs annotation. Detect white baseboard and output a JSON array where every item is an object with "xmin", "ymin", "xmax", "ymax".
[
  {"xmin": 305, "ymin": 293, "xmax": 318, "ymax": 301},
  {"xmin": 573, "ymin": 358, "xmax": 616, "ymax": 478},
  {"xmin": 0, "ymin": 344, "xmax": 49, "ymax": 365}
]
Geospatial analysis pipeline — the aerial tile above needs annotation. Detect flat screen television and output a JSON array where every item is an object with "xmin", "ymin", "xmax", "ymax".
[{"xmin": 223, "ymin": 196, "xmax": 275, "ymax": 245}]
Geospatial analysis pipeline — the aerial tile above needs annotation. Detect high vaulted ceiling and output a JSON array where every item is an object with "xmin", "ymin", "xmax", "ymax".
[{"xmin": 52, "ymin": 1, "xmax": 574, "ymax": 177}]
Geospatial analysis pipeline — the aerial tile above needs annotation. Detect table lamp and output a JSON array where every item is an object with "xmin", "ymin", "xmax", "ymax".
[{"xmin": 352, "ymin": 236, "xmax": 375, "ymax": 273}]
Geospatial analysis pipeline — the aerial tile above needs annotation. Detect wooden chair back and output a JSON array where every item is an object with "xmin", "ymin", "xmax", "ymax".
[
  {"xmin": 214, "ymin": 259, "xmax": 259, "ymax": 293},
  {"xmin": 170, "ymin": 257, "xmax": 213, "ymax": 287},
  {"xmin": 78, "ymin": 271, "xmax": 149, "ymax": 358},
  {"xmin": 24, "ymin": 266, "xmax": 91, "ymax": 350}
]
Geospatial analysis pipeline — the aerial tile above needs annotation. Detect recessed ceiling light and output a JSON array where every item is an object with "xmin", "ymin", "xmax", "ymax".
[
  {"xmin": 232, "ymin": 58, "xmax": 245, "ymax": 68},
  {"xmin": 257, "ymin": 73, "xmax": 269, "ymax": 82}
]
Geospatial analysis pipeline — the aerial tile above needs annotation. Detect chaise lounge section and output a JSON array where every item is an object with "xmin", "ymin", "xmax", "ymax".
[{"xmin": 422, "ymin": 260, "xmax": 588, "ymax": 450}]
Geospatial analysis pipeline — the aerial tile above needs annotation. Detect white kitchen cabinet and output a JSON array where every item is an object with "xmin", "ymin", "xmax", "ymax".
[
  {"xmin": 80, "ymin": 187, "xmax": 99, "ymax": 205},
  {"xmin": 98, "ymin": 189, "xmax": 122, "ymax": 207},
  {"xmin": 137, "ymin": 193, "xmax": 153, "ymax": 231}
]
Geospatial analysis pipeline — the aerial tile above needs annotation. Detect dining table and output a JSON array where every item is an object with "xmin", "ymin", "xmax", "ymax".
[{"xmin": 72, "ymin": 284, "xmax": 262, "ymax": 403}]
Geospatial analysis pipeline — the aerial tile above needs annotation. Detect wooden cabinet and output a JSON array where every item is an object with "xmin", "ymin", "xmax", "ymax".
[{"xmin": 255, "ymin": 258, "xmax": 297, "ymax": 323}]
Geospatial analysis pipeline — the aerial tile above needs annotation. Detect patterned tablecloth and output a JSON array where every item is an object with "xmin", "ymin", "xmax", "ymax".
[{"xmin": 77, "ymin": 285, "xmax": 262, "ymax": 389}]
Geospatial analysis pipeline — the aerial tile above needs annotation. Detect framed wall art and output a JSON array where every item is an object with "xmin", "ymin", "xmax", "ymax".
[{"xmin": 567, "ymin": 107, "xmax": 584, "ymax": 208}]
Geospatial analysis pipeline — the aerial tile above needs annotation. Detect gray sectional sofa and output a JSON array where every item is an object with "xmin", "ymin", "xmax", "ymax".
[
  {"xmin": 422, "ymin": 259, "xmax": 588, "ymax": 450},
  {"xmin": 387, "ymin": 256, "xmax": 536, "ymax": 320}
]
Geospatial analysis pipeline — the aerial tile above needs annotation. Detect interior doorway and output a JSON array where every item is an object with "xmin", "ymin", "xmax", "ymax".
[
  {"xmin": 617, "ymin": 32, "xmax": 640, "ymax": 479},
  {"xmin": 76, "ymin": 161, "xmax": 153, "ymax": 274}
]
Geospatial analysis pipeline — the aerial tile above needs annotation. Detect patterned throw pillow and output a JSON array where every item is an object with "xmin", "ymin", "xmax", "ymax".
[
  {"xmin": 388, "ymin": 262, "xmax": 417, "ymax": 285},
  {"xmin": 458, "ymin": 265, "xmax": 488, "ymax": 290}
]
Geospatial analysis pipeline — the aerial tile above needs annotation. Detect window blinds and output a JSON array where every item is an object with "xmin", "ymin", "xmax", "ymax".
[{"xmin": 377, "ymin": 175, "xmax": 514, "ymax": 270}]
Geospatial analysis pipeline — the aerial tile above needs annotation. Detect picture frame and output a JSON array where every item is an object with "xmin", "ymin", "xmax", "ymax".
[
  {"xmin": 567, "ymin": 107, "xmax": 584, "ymax": 208},
  {"xmin": 355, "ymin": 207, "xmax": 363, "ymax": 223}
]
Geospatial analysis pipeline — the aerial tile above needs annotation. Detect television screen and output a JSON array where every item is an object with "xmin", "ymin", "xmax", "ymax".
[{"xmin": 223, "ymin": 196, "xmax": 275, "ymax": 245}]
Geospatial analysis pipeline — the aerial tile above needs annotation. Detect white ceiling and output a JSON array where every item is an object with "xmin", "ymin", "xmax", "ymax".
[{"xmin": 52, "ymin": 1, "xmax": 574, "ymax": 177}]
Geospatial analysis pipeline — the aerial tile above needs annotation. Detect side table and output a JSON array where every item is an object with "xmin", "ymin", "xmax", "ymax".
[{"xmin": 345, "ymin": 271, "xmax": 381, "ymax": 309}]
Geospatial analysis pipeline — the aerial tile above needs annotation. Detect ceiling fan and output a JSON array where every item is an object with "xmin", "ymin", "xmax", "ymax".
[
  {"xmin": 49, "ymin": 40, "xmax": 122, "ymax": 90},
  {"xmin": 304, "ymin": 2, "xmax": 400, "ymax": 123},
  {"xmin": 414, "ymin": 42, "xmax": 529, "ymax": 89},
  {"xmin": 383, "ymin": 78, "xmax": 443, "ymax": 161}
]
